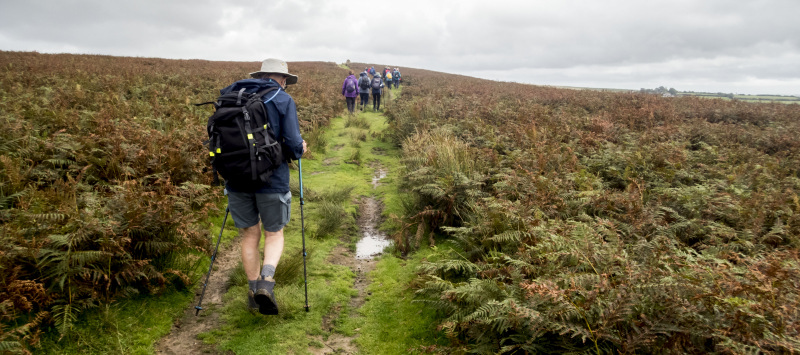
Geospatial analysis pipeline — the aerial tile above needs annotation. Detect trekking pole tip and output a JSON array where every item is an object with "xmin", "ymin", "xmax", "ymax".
[{"xmin": 304, "ymin": 306, "xmax": 309, "ymax": 312}]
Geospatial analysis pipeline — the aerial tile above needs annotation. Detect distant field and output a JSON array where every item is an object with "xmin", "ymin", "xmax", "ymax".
[
  {"xmin": 552, "ymin": 86, "xmax": 800, "ymax": 104},
  {"xmin": 550, "ymin": 85, "xmax": 634, "ymax": 93},
  {"xmin": 678, "ymin": 92, "xmax": 800, "ymax": 103}
]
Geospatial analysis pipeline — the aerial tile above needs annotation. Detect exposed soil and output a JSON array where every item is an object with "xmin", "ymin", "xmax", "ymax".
[
  {"xmin": 155, "ymin": 236, "xmax": 241, "ymax": 355},
  {"xmin": 156, "ymin": 168, "xmax": 390, "ymax": 354},
  {"xmin": 370, "ymin": 147, "xmax": 387, "ymax": 155},
  {"xmin": 309, "ymin": 167, "xmax": 391, "ymax": 355}
]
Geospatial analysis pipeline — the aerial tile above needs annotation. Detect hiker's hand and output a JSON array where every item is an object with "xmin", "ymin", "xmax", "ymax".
[{"xmin": 302, "ymin": 140, "xmax": 307, "ymax": 154}]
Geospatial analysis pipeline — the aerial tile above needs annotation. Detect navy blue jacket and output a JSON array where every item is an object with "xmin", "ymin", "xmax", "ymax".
[{"xmin": 219, "ymin": 79, "xmax": 304, "ymax": 193}]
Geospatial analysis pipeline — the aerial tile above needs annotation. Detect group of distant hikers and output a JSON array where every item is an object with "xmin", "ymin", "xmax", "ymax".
[{"xmin": 340, "ymin": 66, "xmax": 402, "ymax": 114}]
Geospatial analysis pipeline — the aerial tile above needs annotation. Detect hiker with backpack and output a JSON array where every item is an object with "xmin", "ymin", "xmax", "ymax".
[
  {"xmin": 392, "ymin": 68, "xmax": 401, "ymax": 89},
  {"xmin": 371, "ymin": 73, "xmax": 384, "ymax": 111},
  {"xmin": 341, "ymin": 70, "xmax": 358, "ymax": 114},
  {"xmin": 357, "ymin": 71, "xmax": 371, "ymax": 111},
  {"xmin": 205, "ymin": 58, "xmax": 307, "ymax": 315},
  {"xmin": 384, "ymin": 70, "xmax": 393, "ymax": 91}
]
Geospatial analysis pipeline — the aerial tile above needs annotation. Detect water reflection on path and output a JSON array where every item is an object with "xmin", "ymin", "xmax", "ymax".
[{"xmin": 355, "ymin": 168, "xmax": 392, "ymax": 260}]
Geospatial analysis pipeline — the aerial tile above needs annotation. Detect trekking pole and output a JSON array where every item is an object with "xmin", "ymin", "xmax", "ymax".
[
  {"xmin": 195, "ymin": 205, "xmax": 229, "ymax": 316},
  {"xmin": 299, "ymin": 158, "xmax": 309, "ymax": 312}
]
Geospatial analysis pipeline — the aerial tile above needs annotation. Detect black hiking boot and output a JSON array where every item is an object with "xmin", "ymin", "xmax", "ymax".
[
  {"xmin": 254, "ymin": 276, "xmax": 278, "ymax": 315},
  {"xmin": 247, "ymin": 290, "xmax": 259, "ymax": 312}
]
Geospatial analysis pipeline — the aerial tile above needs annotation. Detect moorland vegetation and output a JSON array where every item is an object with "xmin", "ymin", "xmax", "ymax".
[
  {"xmin": 381, "ymin": 66, "xmax": 800, "ymax": 353},
  {"xmin": 1, "ymin": 52, "xmax": 799, "ymax": 354},
  {"xmin": 0, "ymin": 51, "xmax": 342, "ymax": 352}
]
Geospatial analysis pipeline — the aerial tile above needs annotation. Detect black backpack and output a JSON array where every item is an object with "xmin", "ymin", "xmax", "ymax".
[
  {"xmin": 358, "ymin": 76, "xmax": 370, "ymax": 90},
  {"xmin": 198, "ymin": 86, "xmax": 284, "ymax": 187}
]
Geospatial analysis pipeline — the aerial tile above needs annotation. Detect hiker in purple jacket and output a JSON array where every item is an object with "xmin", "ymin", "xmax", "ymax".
[{"xmin": 341, "ymin": 70, "xmax": 359, "ymax": 114}]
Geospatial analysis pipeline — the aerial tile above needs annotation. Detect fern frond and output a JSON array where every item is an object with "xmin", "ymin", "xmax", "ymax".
[
  {"xmin": 69, "ymin": 250, "xmax": 107, "ymax": 266},
  {"xmin": 548, "ymin": 320, "xmax": 595, "ymax": 343},
  {"xmin": 0, "ymin": 341, "xmax": 22, "ymax": 352},
  {"xmin": 28, "ymin": 213, "xmax": 67, "ymax": 222},
  {"xmin": 462, "ymin": 300, "xmax": 518, "ymax": 334},
  {"xmin": 46, "ymin": 234, "xmax": 70, "ymax": 247},
  {"xmin": 418, "ymin": 259, "xmax": 481, "ymax": 276},
  {"xmin": 0, "ymin": 190, "xmax": 24, "ymax": 209},
  {"xmin": 501, "ymin": 254, "xmax": 534, "ymax": 270},
  {"xmin": 488, "ymin": 230, "xmax": 526, "ymax": 244},
  {"xmin": 51, "ymin": 303, "xmax": 78, "ymax": 337},
  {"xmin": 135, "ymin": 240, "xmax": 175, "ymax": 255},
  {"xmin": 414, "ymin": 183, "xmax": 446, "ymax": 200},
  {"xmin": 44, "ymin": 158, "xmax": 76, "ymax": 168}
]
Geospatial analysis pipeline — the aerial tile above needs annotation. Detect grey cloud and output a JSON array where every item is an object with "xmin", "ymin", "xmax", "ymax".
[
  {"xmin": 0, "ymin": 0, "xmax": 797, "ymax": 95},
  {"xmin": 0, "ymin": 0, "xmax": 221, "ymax": 54},
  {"xmin": 434, "ymin": 0, "xmax": 800, "ymax": 72}
]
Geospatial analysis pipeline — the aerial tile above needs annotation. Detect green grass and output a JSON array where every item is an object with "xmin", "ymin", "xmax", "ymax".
[
  {"xmin": 38, "ymin": 290, "xmax": 194, "ymax": 355},
  {"xmin": 205, "ymin": 260, "xmax": 357, "ymax": 353},
  {"xmin": 350, "ymin": 248, "xmax": 449, "ymax": 354}
]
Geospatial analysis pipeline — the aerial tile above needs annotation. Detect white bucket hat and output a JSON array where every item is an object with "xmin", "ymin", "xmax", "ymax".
[{"xmin": 249, "ymin": 58, "xmax": 298, "ymax": 85}]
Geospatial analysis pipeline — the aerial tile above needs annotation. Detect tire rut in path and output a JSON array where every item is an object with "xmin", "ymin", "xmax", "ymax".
[
  {"xmin": 155, "ymin": 236, "xmax": 241, "ymax": 355},
  {"xmin": 310, "ymin": 168, "xmax": 390, "ymax": 355}
]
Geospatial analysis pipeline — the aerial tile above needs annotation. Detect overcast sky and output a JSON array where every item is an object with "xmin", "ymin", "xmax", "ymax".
[{"xmin": 1, "ymin": 0, "xmax": 798, "ymax": 95}]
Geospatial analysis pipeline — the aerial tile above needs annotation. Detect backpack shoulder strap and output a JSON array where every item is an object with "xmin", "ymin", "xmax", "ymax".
[
  {"xmin": 253, "ymin": 87, "xmax": 280, "ymax": 103},
  {"xmin": 246, "ymin": 86, "xmax": 281, "ymax": 125},
  {"xmin": 194, "ymin": 101, "xmax": 216, "ymax": 107}
]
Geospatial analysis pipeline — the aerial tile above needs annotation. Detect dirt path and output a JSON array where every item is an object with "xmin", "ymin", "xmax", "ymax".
[
  {"xmin": 309, "ymin": 167, "xmax": 390, "ymax": 355},
  {"xmin": 155, "ymin": 235, "xmax": 241, "ymax": 355}
]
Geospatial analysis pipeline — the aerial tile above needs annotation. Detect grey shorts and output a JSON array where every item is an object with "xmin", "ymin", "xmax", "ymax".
[{"xmin": 227, "ymin": 191, "xmax": 292, "ymax": 232}]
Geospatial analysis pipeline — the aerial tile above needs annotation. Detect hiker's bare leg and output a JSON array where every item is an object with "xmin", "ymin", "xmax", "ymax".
[
  {"xmin": 241, "ymin": 224, "xmax": 262, "ymax": 280},
  {"xmin": 262, "ymin": 229, "xmax": 285, "ymax": 273}
]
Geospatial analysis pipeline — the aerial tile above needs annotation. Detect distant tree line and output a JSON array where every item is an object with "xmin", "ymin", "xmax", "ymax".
[
  {"xmin": 640, "ymin": 86, "xmax": 678, "ymax": 96},
  {"xmin": 639, "ymin": 87, "xmax": 800, "ymax": 102}
]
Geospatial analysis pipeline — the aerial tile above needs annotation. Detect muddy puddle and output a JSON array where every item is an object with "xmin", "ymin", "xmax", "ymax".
[
  {"xmin": 356, "ymin": 168, "xmax": 392, "ymax": 260},
  {"xmin": 371, "ymin": 168, "xmax": 387, "ymax": 188},
  {"xmin": 356, "ymin": 228, "xmax": 392, "ymax": 259}
]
